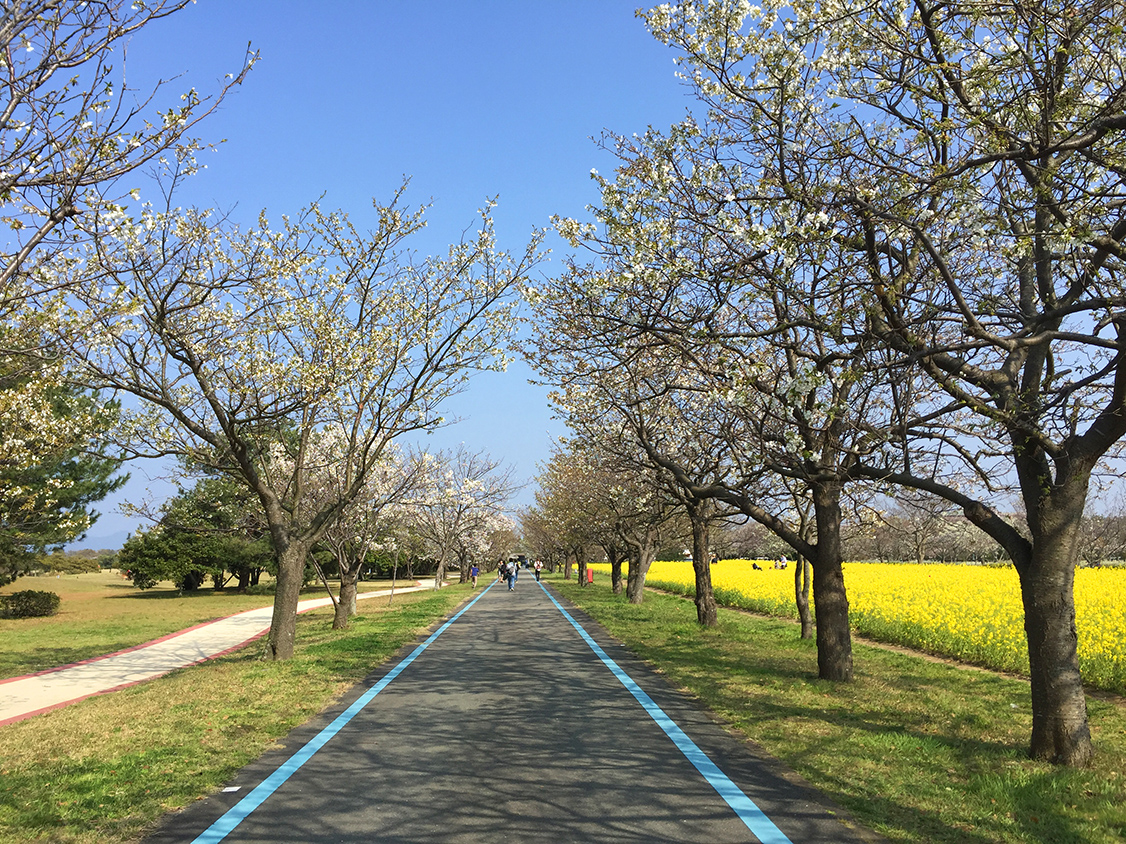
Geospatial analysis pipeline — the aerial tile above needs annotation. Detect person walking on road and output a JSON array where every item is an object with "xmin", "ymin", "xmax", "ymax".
[
  {"xmin": 470, "ymin": 564, "xmax": 480, "ymax": 588},
  {"xmin": 534, "ymin": 559, "xmax": 543, "ymax": 582},
  {"xmin": 507, "ymin": 560, "xmax": 517, "ymax": 591}
]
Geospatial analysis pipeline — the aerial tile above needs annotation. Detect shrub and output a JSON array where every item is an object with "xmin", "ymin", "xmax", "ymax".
[{"xmin": 1, "ymin": 590, "xmax": 61, "ymax": 618}]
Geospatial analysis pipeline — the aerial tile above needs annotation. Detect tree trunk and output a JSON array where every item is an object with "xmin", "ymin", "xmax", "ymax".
[
  {"xmin": 311, "ymin": 557, "xmax": 338, "ymax": 607},
  {"xmin": 1017, "ymin": 467, "xmax": 1094, "ymax": 766},
  {"xmin": 1020, "ymin": 554, "xmax": 1091, "ymax": 766},
  {"xmin": 795, "ymin": 555, "xmax": 813, "ymax": 640},
  {"xmin": 334, "ymin": 562, "xmax": 359, "ymax": 629},
  {"xmin": 810, "ymin": 481, "xmax": 852, "ymax": 681},
  {"xmin": 575, "ymin": 546, "xmax": 588, "ymax": 588},
  {"xmin": 689, "ymin": 505, "xmax": 717, "ymax": 627},
  {"xmin": 609, "ymin": 547, "xmax": 624, "ymax": 595},
  {"xmin": 433, "ymin": 549, "xmax": 446, "ymax": 590},
  {"xmin": 389, "ymin": 547, "xmax": 400, "ymax": 606},
  {"xmin": 625, "ymin": 538, "xmax": 656, "ymax": 604},
  {"xmin": 267, "ymin": 539, "xmax": 310, "ymax": 661}
]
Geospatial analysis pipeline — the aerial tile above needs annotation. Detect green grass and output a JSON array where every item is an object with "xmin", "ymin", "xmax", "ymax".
[
  {"xmin": 554, "ymin": 575, "xmax": 1126, "ymax": 844},
  {"xmin": 0, "ymin": 571, "xmax": 419, "ymax": 679},
  {"xmin": 5, "ymin": 570, "xmax": 1124, "ymax": 844},
  {"xmin": 0, "ymin": 585, "xmax": 468, "ymax": 844}
]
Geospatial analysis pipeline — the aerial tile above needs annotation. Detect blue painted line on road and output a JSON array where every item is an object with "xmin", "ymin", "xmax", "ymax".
[
  {"xmin": 190, "ymin": 582, "xmax": 495, "ymax": 844},
  {"xmin": 538, "ymin": 582, "xmax": 794, "ymax": 844}
]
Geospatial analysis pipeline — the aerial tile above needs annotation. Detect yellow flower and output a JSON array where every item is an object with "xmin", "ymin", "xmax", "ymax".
[{"xmin": 593, "ymin": 559, "xmax": 1126, "ymax": 693}]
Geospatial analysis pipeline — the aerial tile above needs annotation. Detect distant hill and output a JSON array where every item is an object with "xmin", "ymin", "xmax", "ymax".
[{"xmin": 66, "ymin": 529, "xmax": 131, "ymax": 552}]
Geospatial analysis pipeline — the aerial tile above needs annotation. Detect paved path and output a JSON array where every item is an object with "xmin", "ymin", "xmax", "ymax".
[
  {"xmin": 0, "ymin": 583, "xmax": 431, "ymax": 726},
  {"xmin": 147, "ymin": 579, "xmax": 882, "ymax": 844}
]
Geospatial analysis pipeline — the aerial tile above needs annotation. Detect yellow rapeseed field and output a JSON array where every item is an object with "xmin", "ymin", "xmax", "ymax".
[{"xmin": 595, "ymin": 559, "xmax": 1126, "ymax": 693}]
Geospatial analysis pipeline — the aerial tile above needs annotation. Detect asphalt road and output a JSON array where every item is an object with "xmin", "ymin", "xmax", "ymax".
[{"xmin": 148, "ymin": 578, "xmax": 882, "ymax": 844}]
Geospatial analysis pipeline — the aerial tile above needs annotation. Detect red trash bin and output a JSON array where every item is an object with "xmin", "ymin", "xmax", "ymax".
[{"xmin": 586, "ymin": 568, "xmax": 593, "ymax": 584}]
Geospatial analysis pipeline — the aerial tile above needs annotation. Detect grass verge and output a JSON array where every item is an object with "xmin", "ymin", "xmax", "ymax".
[
  {"xmin": 553, "ymin": 575, "xmax": 1126, "ymax": 844},
  {"xmin": 0, "ymin": 585, "xmax": 468, "ymax": 844},
  {"xmin": 0, "ymin": 571, "xmax": 418, "ymax": 679}
]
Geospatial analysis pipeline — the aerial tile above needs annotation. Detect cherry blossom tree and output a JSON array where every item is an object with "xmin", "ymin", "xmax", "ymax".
[
  {"xmin": 453, "ymin": 511, "xmax": 517, "ymax": 582},
  {"xmin": 530, "ymin": 442, "xmax": 602, "ymax": 584},
  {"xmin": 528, "ymin": 212, "xmax": 890, "ymax": 674},
  {"xmin": 1, "ymin": 0, "xmax": 253, "ymax": 293},
  {"xmin": 1, "ymin": 0, "xmax": 250, "ymax": 557},
  {"xmin": 531, "ymin": 436, "xmax": 680, "ymax": 601},
  {"xmin": 285, "ymin": 435, "xmax": 426, "ymax": 628},
  {"xmin": 519, "ymin": 505, "xmax": 568, "ymax": 575},
  {"xmin": 537, "ymin": 353, "xmax": 729, "ymax": 619},
  {"xmin": 47, "ymin": 188, "xmax": 543, "ymax": 659},
  {"xmin": 592, "ymin": 450, "xmax": 681, "ymax": 604},
  {"xmin": 409, "ymin": 445, "xmax": 518, "ymax": 589},
  {"xmin": 640, "ymin": 0, "xmax": 1126, "ymax": 766}
]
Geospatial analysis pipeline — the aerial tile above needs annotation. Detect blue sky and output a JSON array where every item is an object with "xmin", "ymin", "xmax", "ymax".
[{"xmin": 80, "ymin": 1, "xmax": 696, "ymax": 546}]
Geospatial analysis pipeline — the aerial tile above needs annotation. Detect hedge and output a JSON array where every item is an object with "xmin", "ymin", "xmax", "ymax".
[{"xmin": 1, "ymin": 590, "xmax": 61, "ymax": 618}]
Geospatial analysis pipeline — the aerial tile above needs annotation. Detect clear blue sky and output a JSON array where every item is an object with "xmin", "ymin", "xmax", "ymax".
[{"xmin": 79, "ymin": 1, "xmax": 696, "ymax": 546}]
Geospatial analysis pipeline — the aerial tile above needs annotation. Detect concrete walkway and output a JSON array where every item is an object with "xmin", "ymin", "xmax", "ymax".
[{"xmin": 0, "ymin": 583, "xmax": 432, "ymax": 726}]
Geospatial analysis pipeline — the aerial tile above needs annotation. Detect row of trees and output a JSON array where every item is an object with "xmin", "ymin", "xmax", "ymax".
[
  {"xmin": 846, "ymin": 499, "xmax": 1126, "ymax": 567},
  {"xmin": 0, "ymin": 3, "xmax": 539, "ymax": 659},
  {"xmin": 14, "ymin": 547, "xmax": 118, "ymax": 578},
  {"xmin": 523, "ymin": 0, "xmax": 1126, "ymax": 768},
  {"xmin": 720, "ymin": 496, "xmax": 1126, "ymax": 566},
  {"xmin": 709, "ymin": 495, "xmax": 1126, "ymax": 566},
  {"xmin": 524, "ymin": 437, "xmax": 751, "ymax": 627},
  {"xmin": 528, "ymin": 468, "xmax": 1012, "ymax": 569},
  {"xmin": 4, "ymin": 0, "xmax": 1120, "ymax": 773},
  {"xmin": 119, "ymin": 444, "xmax": 518, "ymax": 627}
]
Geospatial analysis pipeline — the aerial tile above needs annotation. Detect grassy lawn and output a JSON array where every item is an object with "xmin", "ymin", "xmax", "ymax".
[
  {"xmin": 0, "ymin": 583, "xmax": 469, "ymax": 844},
  {"xmin": 4, "ymin": 571, "xmax": 1123, "ymax": 844},
  {"xmin": 552, "ymin": 574, "xmax": 1126, "ymax": 844},
  {"xmin": 0, "ymin": 571, "xmax": 421, "ymax": 679}
]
